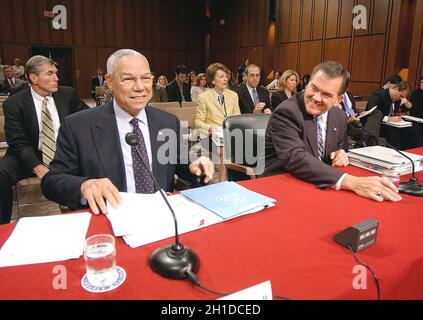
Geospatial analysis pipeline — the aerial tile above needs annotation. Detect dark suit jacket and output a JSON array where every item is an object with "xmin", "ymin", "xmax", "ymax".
[
  {"xmin": 235, "ymin": 84, "xmax": 271, "ymax": 114},
  {"xmin": 270, "ymin": 91, "xmax": 290, "ymax": 111},
  {"xmin": 91, "ymin": 75, "xmax": 104, "ymax": 99},
  {"xmin": 41, "ymin": 102, "xmax": 194, "ymax": 210},
  {"xmin": 410, "ymin": 89, "xmax": 423, "ymax": 118},
  {"xmin": 0, "ymin": 78, "xmax": 27, "ymax": 96},
  {"xmin": 264, "ymin": 93, "xmax": 348, "ymax": 186},
  {"xmin": 3, "ymin": 86, "xmax": 88, "ymax": 171},
  {"xmin": 166, "ymin": 79, "xmax": 191, "ymax": 103}
]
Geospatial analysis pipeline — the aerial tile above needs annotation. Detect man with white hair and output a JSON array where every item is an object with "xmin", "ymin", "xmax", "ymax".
[{"xmin": 42, "ymin": 49, "xmax": 214, "ymax": 215}]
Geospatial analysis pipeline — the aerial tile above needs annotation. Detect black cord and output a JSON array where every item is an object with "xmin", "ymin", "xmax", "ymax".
[
  {"xmin": 347, "ymin": 244, "xmax": 381, "ymax": 300},
  {"xmin": 184, "ymin": 268, "xmax": 291, "ymax": 300}
]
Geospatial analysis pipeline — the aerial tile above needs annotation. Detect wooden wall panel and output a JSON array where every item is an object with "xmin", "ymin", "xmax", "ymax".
[
  {"xmin": 279, "ymin": 43, "xmax": 298, "ymax": 72},
  {"xmin": 38, "ymin": 0, "xmax": 50, "ymax": 45},
  {"xmin": 73, "ymin": 0, "xmax": 84, "ymax": 46},
  {"xmin": 0, "ymin": 0, "xmax": 13, "ymax": 43},
  {"xmin": 290, "ymin": 0, "xmax": 301, "ymax": 42},
  {"xmin": 299, "ymin": 40, "xmax": 322, "ymax": 75},
  {"xmin": 1, "ymin": 44, "xmax": 29, "ymax": 66},
  {"xmin": 325, "ymin": 0, "xmax": 339, "ymax": 39},
  {"xmin": 26, "ymin": 0, "xmax": 40, "ymax": 44},
  {"xmin": 74, "ymin": 47, "xmax": 97, "ymax": 97},
  {"xmin": 13, "ymin": 0, "xmax": 27, "ymax": 43},
  {"xmin": 351, "ymin": 35, "xmax": 385, "ymax": 82},
  {"xmin": 348, "ymin": 82, "xmax": 380, "ymax": 97},
  {"xmin": 280, "ymin": 0, "xmax": 291, "ymax": 43},
  {"xmin": 312, "ymin": 0, "xmax": 325, "ymax": 40},
  {"xmin": 354, "ymin": 0, "xmax": 371, "ymax": 36},
  {"xmin": 302, "ymin": 0, "xmax": 313, "ymax": 41},
  {"xmin": 83, "ymin": 0, "xmax": 95, "ymax": 46},
  {"xmin": 372, "ymin": 0, "xmax": 390, "ymax": 34},
  {"xmin": 339, "ymin": 0, "xmax": 353, "ymax": 37},
  {"xmin": 324, "ymin": 38, "xmax": 350, "ymax": 70}
]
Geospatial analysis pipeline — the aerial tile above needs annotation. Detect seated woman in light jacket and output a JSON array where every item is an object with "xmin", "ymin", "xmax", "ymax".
[
  {"xmin": 190, "ymin": 73, "xmax": 208, "ymax": 102},
  {"xmin": 194, "ymin": 62, "xmax": 240, "ymax": 136}
]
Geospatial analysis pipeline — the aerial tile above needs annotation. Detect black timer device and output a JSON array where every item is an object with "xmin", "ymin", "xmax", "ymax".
[{"xmin": 333, "ymin": 218, "xmax": 379, "ymax": 252}]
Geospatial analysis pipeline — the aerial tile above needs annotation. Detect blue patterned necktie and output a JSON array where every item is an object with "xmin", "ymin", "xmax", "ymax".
[
  {"xmin": 129, "ymin": 118, "xmax": 155, "ymax": 194},
  {"xmin": 252, "ymin": 88, "xmax": 259, "ymax": 105}
]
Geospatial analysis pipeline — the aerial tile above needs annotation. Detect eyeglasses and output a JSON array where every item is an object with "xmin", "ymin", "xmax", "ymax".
[{"xmin": 116, "ymin": 73, "xmax": 154, "ymax": 86}]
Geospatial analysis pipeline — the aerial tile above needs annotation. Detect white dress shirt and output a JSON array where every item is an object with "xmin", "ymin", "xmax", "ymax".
[
  {"xmin": 113, "ymin": 100, "xmax": 153, "ymax": 193},
  {"xmin": 30, "ymin": 86, "xmax": 61, "ymax": 150}
]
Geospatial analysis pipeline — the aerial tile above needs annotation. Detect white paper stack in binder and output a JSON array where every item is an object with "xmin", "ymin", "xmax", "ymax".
[{"xmin": 347, "ymin": 146, "xmax": 423, "ymax": 175}]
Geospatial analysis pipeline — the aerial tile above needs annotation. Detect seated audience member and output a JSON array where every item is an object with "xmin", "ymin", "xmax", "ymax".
[
  {"xmin": 266, "ymin": 71, "xmax": 281, "ymax": 90},
  {"xmin": 156, "ymin": 75, "xmax": 168, "ymax": 88},
  {"xmin": 187, "ymin": 71, "xmax": 197, "ymax": 86},
  {"xmin": 0, "ymin": 65, "xmax": 27, "ymax": 95},
  {"xmin": 91, "ymin": 66, "xmax": 105, "ymax": 105},
  {"xmin": 166, "ymin": 65, "xmax": 192, "ymax": 102},
  {"xmin": 410, "ymin": 76, "xmax": 423, "ymax": 118},
  {"xmin": 0, "ymin": 58, "xmax": 5, "ymax": 82},
  {"xmin": 12, "ymin": 58, "xmax": 25, "ymax": 79},
  {"xmin": 0, "ymin": 55, "xmax": 88, "ymax": 224},
  {"xmin": 41, "ymin": 49, "xmax": 213, "ymax": 214},
  {"xmin": 194, "ymin": 62, "xmax": 241, "ymax": 135},
  {"xmin": 152, "ymin": 74, "xmax": 169, "ymax": 102},
  {"xmin": 236, "ymin": 58, "xmax": 250, "ymax": 85},
  {"xmin": 190, "ymin": 73, "xmax": 208, "ymax": 102},
  {"xmin": 271, "ymin": 69, "xmax": 300, "ymax": 110},
  {"xmin": 264, "ymin": 61, "xmax": 401, "ymax": 202},
  {"xmin": 235, "ymin": 64, "xmax": 271, "ymax": 114},
  {"xmin": 227, "ymin": 71, "xmax": 237, "ymax": 91},
  {"xmin": 365, "ymin": 81, "xmax": 411, "ymax": 122},
  {"xmin": 301, "ymin": 74, "xmax": 310, "ymax": 91},
  {"xmin": 338, "ymin": 89, "xmax": 365, "ymax": 146},
  {"xmin": 381, "ymin": 74, "xmax": 403, "ymax": 90}
]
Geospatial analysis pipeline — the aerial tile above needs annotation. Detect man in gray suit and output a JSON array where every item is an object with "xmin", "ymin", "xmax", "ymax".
[
  {"xmin": 0, "ymin": 65, "xmax": 27, "ymax": 95},
  {"xmin": 264, "ymin": 61, "xmax": 402, "ymax": 202}
]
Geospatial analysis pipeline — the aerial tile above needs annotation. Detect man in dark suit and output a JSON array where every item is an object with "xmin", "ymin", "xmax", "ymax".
[
  {"xmin": 41, "ymin": 49, "xmax": 213, "ymax": 215},
  {"xmin": 0, "ymin": 55, "xmax": 88, "ymax": 224},
  {"xmin": 91, "ymin": 66, "xmax": 105, "ymax": 104},
  {"xmin": 235, "ymin": 64, "xmax": 271, "ymax": 114},
  {"xmin": 166, "ymin": 65, "xmax": 191, "ymax": 103},
  {"xmin": 264, "ymin": 61, "xmax": 401, "ymax": 202},
  {"xmin": 0, "ymin": 65, "xmax": 27, "ymax": 95}
]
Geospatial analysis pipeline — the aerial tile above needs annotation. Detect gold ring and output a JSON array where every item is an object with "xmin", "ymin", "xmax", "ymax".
[{"xmin": 376, "ymin": 191, "xmax": 382, "ymax": 196}]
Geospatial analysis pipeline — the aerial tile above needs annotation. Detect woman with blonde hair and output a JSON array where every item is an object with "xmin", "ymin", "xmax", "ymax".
[
  {"xmin": 194, "ymin": 62, "xmax": 240, "ymax": 135},
  {"xmin": 156, "ymin": 75, "xmax": 168, "ymax": 88},
  {"xmin": 270, "ymin": 69, "xmax": 300, "ymax": 110},
  {"xmin": 190, "ymin": 73, "xmax": 208, "ymax": 102}
]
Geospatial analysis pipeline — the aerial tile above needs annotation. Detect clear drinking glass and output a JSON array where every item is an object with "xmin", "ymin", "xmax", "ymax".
[
  {"xmin": 382, "ymin": 169, "xmax": 400, "ymax": 188},
  {"xmin": 83, "ymin": 234, "xmax": 116, "ymax": 287}
]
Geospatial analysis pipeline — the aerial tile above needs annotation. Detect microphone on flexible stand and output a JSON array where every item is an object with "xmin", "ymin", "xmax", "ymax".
[
  {"xmin": 351, "ymin": 120, "xmax": 423, "ymax": 197},
  {"xmin": 125, "ymin": 132, "xmax": 199, "ymax": 279}
]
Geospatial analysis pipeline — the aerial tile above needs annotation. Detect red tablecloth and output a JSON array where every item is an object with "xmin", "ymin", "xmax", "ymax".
[{"xmin": 0, "ymin": 149, "xmax": 422, "ymax": 300}]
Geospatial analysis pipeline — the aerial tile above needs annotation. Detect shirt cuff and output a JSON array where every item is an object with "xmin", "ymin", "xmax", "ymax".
[
  {"xmin": 334, "ymin": 173, "xmax": 348, "ymax": 190},
  {"xmin": 383, "ymin": 116, "xmax": 389, "ymax": 122}
]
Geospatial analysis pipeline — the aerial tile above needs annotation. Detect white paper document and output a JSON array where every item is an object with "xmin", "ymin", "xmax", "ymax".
[
  {"xmin": 219, "ymin": 280, "xmax": 273, "ymax": 300},
  {"xmin": 0, "ymin": 212, "xmax": 91, "ymax": 267},
  {"xmin": 107, "ymin": 191, "xmax": 274, "ymax": 248},
  {"xmin": 382, "ymin": 118, "xmax": 412, "ymax": 128},
  {"xmin": 401, "ymin": 115, "xmax": 423, "ymax": 123},
  {"xmin": 357, "ymin": 106, "xmax": 377, "ymax": 119}
]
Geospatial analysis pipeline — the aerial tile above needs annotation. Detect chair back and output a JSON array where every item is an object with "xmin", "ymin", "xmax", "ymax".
[
  {"xmin": 223, "ymin": 114, "xmax": 271, "ymax": 173},
  {"xmin": 150, "ymin": 101, "xmax": 180, "ymax": 112},
  {"xmin": 181, "ymin": 101, "xmax": 198, "ymax": 108},
  {"xmin": 165, "ymin": 106, "xmax": 197, "ymax": 129},
  {"xmin": 95, "ymin": 86, "xmax": 105, "ymax": 97},
  {"xmin": 0, "ymin": 115, "xmax": 5, "ymax": 142}
]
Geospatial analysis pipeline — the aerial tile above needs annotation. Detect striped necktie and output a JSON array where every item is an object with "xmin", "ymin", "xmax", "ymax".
[
  {"xmin": 316, "ymin": 116, "xmax": 325, "ymax": 160},
  {"xmin": 41, "ymin": 98, "xmax": 56, "ymax": 166}
]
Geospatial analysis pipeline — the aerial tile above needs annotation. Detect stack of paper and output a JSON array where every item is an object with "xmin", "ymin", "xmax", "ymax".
[
  {"xmin": 106, "ymin": 183, "xmax": 275, "ymax": 248},
  {"xmin": 0, "ymin": 213, "xmax": 91, "ymax": 267},
  {"xmin": 348, "ymin": 146, "xmax": 423, "ymax": 175},
  {"xmin": 382, "ymin": 119, "xmax": 412, "ymax": 128},
  {"xmin": 401, "ymin": 115, "xmax": 423, "ymax": 123}
]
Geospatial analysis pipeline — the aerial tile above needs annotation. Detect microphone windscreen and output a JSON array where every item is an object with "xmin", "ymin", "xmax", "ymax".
[
  {"xmin": 352, "ymin": 119, "xmax": 363, "ymax": 129},
  {"xmin": 125, "ymin": 132, "xmax": 139, "ymax": 146}
]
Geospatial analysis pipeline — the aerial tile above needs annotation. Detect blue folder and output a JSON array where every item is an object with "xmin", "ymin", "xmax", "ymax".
[{"xmin": 181, "ymin": 181, "xmax": 276, "ymax": 219}]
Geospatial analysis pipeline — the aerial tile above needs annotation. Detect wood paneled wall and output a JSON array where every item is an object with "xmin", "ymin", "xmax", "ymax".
[
  {"xmin": 209, "ymin": 0, "xmax": 422, "ymax": 96},
  {"xmin": 209, "ymin": 0, "xmax": 270, "ymax": 77},
  {"xmin": 0, "ymin": 0, "xmax": 206, "ymax": 98}
]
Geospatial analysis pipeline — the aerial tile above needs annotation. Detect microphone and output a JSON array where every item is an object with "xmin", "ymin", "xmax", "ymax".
[
  {"xmin": 125, "ymin": 132, "xmax": 199, "ymax": 279},
  {"xmin": 351, "ymin": 120, "xmax": 423, "ymax": 196}
]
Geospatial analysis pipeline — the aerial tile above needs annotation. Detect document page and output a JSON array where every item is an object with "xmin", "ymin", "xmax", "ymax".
[{"xmin": 0, "ymin": 212, "xmax": 91, "ymax": 267}]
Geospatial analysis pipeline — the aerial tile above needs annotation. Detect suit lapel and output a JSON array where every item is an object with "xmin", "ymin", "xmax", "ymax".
[
  {"xmin": 325, "ymin": 109, "xmax": 339, "ymax": 155},
  {"xmin": 52, "ymin": 88, "xmax": 67, "ymax": 122},
  {"xmin": 145, "ymin": 106, "xmax": 161, "ymax": 177},
  {"xmin": 22, "ymin": 88, "xmax": 39, "ymax": 147},
  {"xmin": 92, "ymin": 102, "xmax": 126, "ymax": 191},
  {"xmin": 211, "ymin": 90, "xmax": 226, "ymax": 116},
  {"xmin": 242, "ymin": 85, "xmax": 255, "ymax": 112},
  {"xmin": 297, "ymin": 94, "xmax": 318, "ymax": 157}
]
